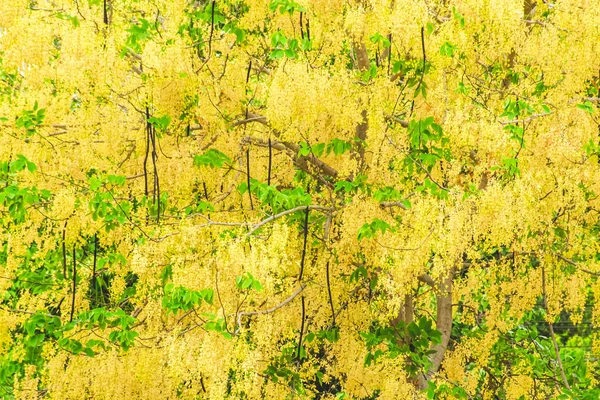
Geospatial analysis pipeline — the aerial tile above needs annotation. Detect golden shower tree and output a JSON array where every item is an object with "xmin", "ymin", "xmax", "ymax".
[{"xmin": 1, "ymin": 0, "xmax": 599, "ymax": 398}]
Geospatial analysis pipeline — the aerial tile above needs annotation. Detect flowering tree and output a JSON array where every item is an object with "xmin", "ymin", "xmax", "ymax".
[{"xmin": 1, "ymin": 0, "xmax": 599, "ymax": 398}]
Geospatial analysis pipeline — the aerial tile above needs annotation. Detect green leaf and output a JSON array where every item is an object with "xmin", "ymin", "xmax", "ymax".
[
  {"xmin": 452, "ymin": 7, "xmax": 465, "ymax": 27},
  {"xmin": 439, "ymin": 42, "xmax": 457, "ymax": 57},
  {"xmin": 270, "ymin": 49, "xmax": 285, "ymax": 59},
  {"xmin": 107, "ymin": 175, "xmax": 127, "ymax": 186},
  {"xmin": 311, "ymin": 143, "xmax": 325, "ymax": 157},
  {"xmin": 148, "ymin": 115, "xmax": 172, "ymax": 131},
  {"xmin": 196, "ymin": 201, "xmax": 214, "ymax": 213},
  {"xmin": 328, "ymin": 138, "xmax": 352, "ymax": 155},
  {"xmin": 577, "ymin": 101, "xmax": 595, "ymax": 114},
  {"xmin": 193, "ymin": 149, "xmax": 231, "ymax": 168},
  {"xmin": 26, "ymin": 160, "xmax": 37, "ymax": 173},
  {"xmin": 300, "ymin": 38, "xmax": 312, "ymax": 51},
  {"xmin": 199, "ymin": 289, "xmax": 214, "ymax": 305},
  {"xmin": 370, "ymin": 32, "xmax": 390, "ymax": 48},
  {"xmin": 298, "ymin": 142, "xmax": 311, "ymax": 157},
  {"xmin": 237, "ymin": 182, "xmax": 249, "ymax": 195}
]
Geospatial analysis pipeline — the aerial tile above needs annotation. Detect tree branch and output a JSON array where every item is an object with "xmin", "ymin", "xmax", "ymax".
[
  {"xmin": 245, "ymin": 205, "xmax": 332, "ymax": 238},
  {"xmin": 380, "ymin": 193, "xmax": 414, "ymax": 210},
  {"xmin": 500, "ymin": 112, "xmax": 552, "ymax": 125},
  {"xmin": 422, "ymin": 268, "xmax": 455, "ymax": 386},
  {"xmin": 242, "ymin": 135, "xmax": 339, "ymax": 180},
  {"xmin": 541, "ymin": 266, "xmax": 571, "ymax": 391},
  {"xmin": 417, "ymin": 274, "xmax": 435, "ymax": 287},
  {"xmin": 234, "ymin": 285, "xmax": 305, "ymax": 335},
  {"xmin": 555, "ymin": 253, "xmax": 600, "ymax": 277}
]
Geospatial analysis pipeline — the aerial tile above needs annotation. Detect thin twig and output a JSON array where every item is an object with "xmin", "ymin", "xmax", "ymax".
[
  {"xmin": 296, "ymin": 295, "xmax": 306, "ymax": 364},
  {"xmin": 0, "ymin": 275, "xmax": 59, "ymax": 286},
  {"xmin": 541, "ymin": 266, "xmax": 571, "ymax": 391},
  {"xmin": 2, "ymin": 307, "xmax": 56, "ymax": 318},
  {"xmin": 500, "ymin": 112, "xmax": 552, "ymax": 125},
  {"xmin": 246, "ymin": 148, "xmax": 254, "ymax": 210},
  {"xmin": 92, "ymin": 234, "xmax": 97, "ymax": 293},
  {"xmin": 326, "ymin": 260, "xmax": 336, "ymax": 326},
  {"xmin": 267, "ymin": 138, "xmax": 272, "ymax": 186},
  {"xmin": 69, "ymin": 247, "xmax": 77, "ymax": 322},
  {"xmin": 410, "ymin": 27, "xmax": 426, "ymax": 116},
  {"xmin": 144, "ymin": 108, "xmax": 150, "ymax": 197},
  {"xmin": 234, "ymin": 285, "xmax": 305, "ymax": 335},
  {"xmin": 245, "ymin": 205, "xmax": 331, "ymax": 238},
  {"xmin": 62, "ymin": 221, "xmax": 68, "ymax": 279},
  {"xmin": 555, "ymin": 253, "xmax": 600, "ymax": 276},
  {"xmin": 103, "ymin": 0, "xmax": 108, "ymax": 24},
  {"xmin": 298, "ymin": 206, "xmax": 310, "ymax": 281},
  {"xmin": 380, "ymin": 193, "xmax": 415, "ymax": 209},
  {"xmin": 215, "ymin": 269, "xmax": 232, "ymax": 335}
]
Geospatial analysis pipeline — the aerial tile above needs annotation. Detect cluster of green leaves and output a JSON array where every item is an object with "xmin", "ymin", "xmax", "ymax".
[
  {"xmin": 0, "ymin": 155, "xmax": 51, "ymax": 224},
  {"xmin": 406, "ymin": 118, "xmax": 450, "ymax": 164},
  {"xmin": 397, "ymin": 117, "xmax": 451, "ymax": 199},
  {"xmin": 305, "ymin": 327, "xmax": 340, "ymax": 345},
  {"xmin": 238, "ymin": 178, "xmax": 311, "ymax": 214},
  {"xmin": 370, "ymin": 32, "xmax": 390, "ymax": 49},
  {"xmin": 425, "ymin": 381, "xmax": 468, "ymax": 399},
  {"xmin": 88, "ymin": 172, "xmax": 170, "ymax": 230},
  {"xmin": 577, "ymin": 100, "xmax": 596, "ymax": 114},
  {"xmin": 334, "ymin": 173, "xmax": 368, "ymax": 196},
  {"xmin": 177, "ymin": 1, "xmax": 246, "ymax": 59},
  {"xmin": 263, "ymin": 344, "xmax": 305, "ymax": 394},
  {"xmin": 490, "ymin": 97, "xmax": 545, "ymax": 181},
  {"xmin": 162, "ymin": 284, "xmax": 214, "ymax": 315},
  {"xmin": 0, "ymin": 244, "xmax": 58, "ymax": 316},
  {"xmin": 0, "ymin": 313, "xmax": 61, "ymax": 396},
  {"xmin": 77, "ymin": 308, "xmax": 139, "ymax": 351},
  {"xmin": 88, "ymin": 174, "xmax": 132, "ymax": 231},
  {"xmin": 15, "ymin": 101, "xmax": 45, "ymax": 137},
  {"xmin": 449, "ymin": 264, "xmax": 600, "ymax": 400},
  {"xmin": 372, "ymin": 186, "xmax": 412, "ymax": 207},
  {"xmin": 123, "ymin": 18, "xmax": 158, "ymax": 54},
  {"xmin": 347, "ymin": 263, "xmax": 379, "ymax": 295},
  {"xmin": 508, "ymin": 312, "xmax": 600, "ymax": 399},
  {"xmin": 355, "ymin": 33, "xmax": 392, "ymax": 82},
  {"xmin": 267, "ymin": 0, "xmax": 311, "ymax": 59},
  {"xmin": 583, "ymin": 139, "xmax": 600, "ymax": 158},
  {"xmin": 55, "ymin": 11, "xmax": 80, "ymax": 28},
  {"xmin": 501, "ymin": 98, "xmax": 541, "ymax": 120},
  {"xmin": 269, "ymin": 30, "xmax": 311, "ymax": 59},
  {"xmin": 357, "ymin": 218, "xmax": 393, "ymax": 241},
  {"xmin": 298, "ymin": 138, "xmax": 353, "ymax": 158},
  {"xmin": 148, "ymin": 114, "xmax": 172, "ymax": 135},
  {"xmin": 235, "ymin": 272, "xmax": 263, "ymax": 292},
  {"xmin": 204, "ymin": 313, "xmax": 233, "ymax": 339},
  {"xmin": 0, "ymin": 53, "xmax": 22, "ymax": 101},
  {"xmin": 194, "ymin": 148, "xmax": 232, "ymax": 168},
  {"xmin": 262, "ymin": 326, "xmax": 340, "ymax": 394},
  {"xmin": 451, "ymin": 7, "xmax": 466, "ymax": 27},
  {"xmin": 361, "ymin": 316, "xmax": 442, "ymax": 376},
  {"xmin": 490, "ymin": 157, "xmax": 521, "ymax": 180},
  {"xmin": 0, "ymin": 306, "xmax": 140, "ymax": 397},
  {"xmin": 361, "ymin": 29, "xmax": 433, "ymax": 87},
  {"xmin": 184, "ymin": 200, "xmax": 214, "ymax": 215},
  {"xmin": 439, "ymin": 41, "xmax": 458, "ymax": 58},
  {"xmin": 269, "ymin": 0, "xmax": 305, "ymax": 15}
]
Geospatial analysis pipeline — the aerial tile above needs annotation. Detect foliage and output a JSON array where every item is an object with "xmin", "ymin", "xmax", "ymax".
[{"xmin": 0, "ymin": 0, "xmax": 600, "ymax": 399}]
